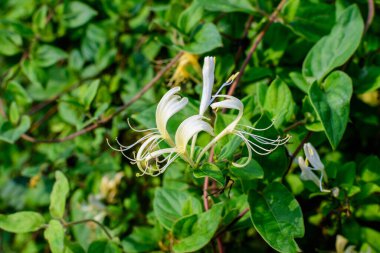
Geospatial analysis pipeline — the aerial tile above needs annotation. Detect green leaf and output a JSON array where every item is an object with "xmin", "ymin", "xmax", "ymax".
[
  {"xmin": 122, "ymin": 226, "xmax": 162, "ymax": 253},
  {"xmin": 0, "ymin": 115, "xmax": 31, "ymax": 144},
  {"xmin": 44, "ymin": 220, "xmax": 66, "ymax": 253},
  {"xmin": 50, "ymin": 171, "xmax": 70, "ymax": 219},
  {"xmin": 264, "ymin": 78, "xmax": 295, "ymax": 127},
  {"xmin": 302, "ymin": 5, "xmax": 364, "ymax": 82},
  {"xmin": 282, "ymin": 0, "xmax": 335, "ymax": 42},
  {"xmin": 308, "ymin": 71, "xmax": 353, "ymax": 149},
  {"xmin": 358, "ymin": 156, "xmax": 380, "ymax": 184},
  {"xmin": 248, "ymin": 183, "xmax": 304, "ymax": 253},
  {"xmin": 289, "ymin": 72, "xmax": 309, "ymax": 93},
  {"xmin": 181, "ymin": 23, "xmax": 222, "ymax": 54},
  {"xmin": 0, "ymin": 30, "xmax": 22, "ymax": 56},
  {"xmin": 172, "ymin": 204, "xmax": 223, "ymax": 253},
  {"xmin": 88, "ymin": 240, "xmax": 121, "ymax": 253},
  {"xmin": 34, "ymin": 45, "xmax": 68, "ymax": 67},
  {"xmin": 196, "ymin": 0, "xmax": 256, "ymax": 14},
  {"xmin": 230, "ymin": 159, "xmax": 264, "ymax": 180},
  {"xmin": 0, "ymin": 211, "xmax": 45, "ymax": 233},
  {"xmin": 193, "ymin": 163, "xmax": 225, "ymax": 186},
  {"xmin": 177, "ymin": 2, "xmax": 203, "ymax": 34},
  {"xmin": 64, "ymin": 1, "xmax": 97, "ymax": 28},
  {"xmin": 9, "ymin": 102, "xmax": 20, "ymax": 125},
  {"xmin": 81, "ymin": 80, "xmax": 100, "ymax": 110},
  {"xmin": 153, "ymin": 188, "xmax": 202, "ymax": 230}
]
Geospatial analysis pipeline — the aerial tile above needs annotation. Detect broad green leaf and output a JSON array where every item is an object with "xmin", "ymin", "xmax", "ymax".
[
  {"xmin": 50, "ymin": 171, "xmax": 70, "ymax": 219},
  {"xmin": 282, "ymin": 0, "xmax": 335, "ymax": 42},
  {"xmin": 230, "ymin": 159, "xmax": 264, "ymax": 180},
  {"xmin": 9, "ymin": 102, "xmax": 20, "ymax": 125},
  {"xmin": 181, "ymin": 23, "xmax": 222, "ymax": 54},
  {"xmin": 88, "ymin": 240, "xmax": 121, "ymax": 253},
  {"xmin": 356, "ymin": 66, "xmax": 380, "ymax": 93},
  {"xmin": 193, "ymin": 163, "xmax": 225, "ymax": 186},
  {"xmin": 122, "ymin": 226, "xmax": 162, "ymax": 253},
  {"xmin": 196, "ymin": 0, "xmax": 255, "ymax": 14},
  {"xmin": 63, "ymin": 1, "xmax": 97, "ymax": 28},
  {"xmin": 302, "ymin": 5, "xmax": 364, "ymax": 82},
  {"xmin": 172, "ymin": 204, "xmax": 223, "ymax": 253},
  {"xmin": 248, "ymin": 183, "xmax": 304, "ymax": 253},
  {"xmin": 0, "ymin": 115, "xmax": 31, "ymax": 144},
  {"xmin": 153, "ymin": 188, "xmax": 202, "ymax": 230},
  {"xmin": 358, "ymin": 156, "xmax": 380, "ymax": 184},
  {"xmin": 308, "ymin": 71, "xmax": 353, "ymax": 149},
  {"xmin": 0, "ymin": 211, "xmax": 45, "ymax": 233},
  {"xmin": 264, "ymin": 78, "xmax": 295, "ymax": 127},
  {"xmin": 289, "ymin": 72, "xmax": 309, "ymax": 93},
  {"xmin": 177, "ymin": 2, "xmax": 203, "ymax": 34},
  {"xmin": 44, "ymin": 220, "xmax": 67, "ymax": 253},
  {"xmin": 34, "ymin": 45, "xmax": 68, "ymax": 67},
  {"xmin": 81, "ymin": 80, "xmax": 100, "ymax": 110},
  {"xmin": 58, "ymin": 95, "xmax": 84, "ymax": 128},
  {"xmin": 0, "ymin": 30, "xmax": 22, "ymax": 56}
]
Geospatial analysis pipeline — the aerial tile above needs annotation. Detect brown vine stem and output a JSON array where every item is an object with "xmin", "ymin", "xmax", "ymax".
[
  {"xmin": 215, "ymin": 207, "xmax": 250, "ymax": 239},
  {"xmin": 227, "ymin": 0, "xmax": 288, "ymax": 97},
  {"xmin": 21, "ymin": 52, "xmax": 184, "ymax": 143},
  {"xmin": 365, "ymin": 0, "xmax": 375, "ymax": 33},
  {"xmin": 64, "ymin": 218, "xmax": 113, "ymax": 240}
]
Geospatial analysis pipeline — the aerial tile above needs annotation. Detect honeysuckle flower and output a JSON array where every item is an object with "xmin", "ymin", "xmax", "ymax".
[
  {"xmin": 135, "ymin": 115, "xmax": 214, "ymax": 176},
  {"xmin": 298, "ymin": 143, "xmax": 330, "ymax": 192},
  {"xmin": 196, "ymin": 95, "xmax": 290, "ymax": 167},
  {"xmin": 169, "ymin": 53, "xmax": 202, "ymax": 86},
  {"xmin": 107, "ymin": 87, "xmax": 189, "ymax": 173}
]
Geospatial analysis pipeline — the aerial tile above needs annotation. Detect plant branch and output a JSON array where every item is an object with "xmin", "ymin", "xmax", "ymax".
[
  {"xmin": 21, "ymin": 52, "xmax": 184, "ymax": 143},
  {"xmin": 227, "ymin": 0, "xmax": 287, "ymax": 97},
  {"xmin": 215, "ymin": 207, "xmax": 250, "ymax": 238},
  {"xmin": 64, "ymin": 219, "xmax": 113, "ymax": 240}
]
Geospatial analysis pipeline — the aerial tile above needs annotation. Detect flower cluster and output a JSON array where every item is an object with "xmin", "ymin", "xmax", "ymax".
[{"xmin": 108, "ymin": 57, "xmax": 290, "ymax": 176}]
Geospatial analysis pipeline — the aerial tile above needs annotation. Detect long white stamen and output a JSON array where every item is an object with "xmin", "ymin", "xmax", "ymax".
[{"xmin": 127, "ymin": 118, "xmax": 158, "ymax": 133}]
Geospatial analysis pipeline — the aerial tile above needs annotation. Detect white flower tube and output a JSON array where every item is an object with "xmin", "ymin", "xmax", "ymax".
[
  {"xmin": 175, "ymin": 115, "xmax": 214, "ymax": 154},
  {"xmin": 199, "ymin": 56, "xmax": 215, "ymax": 116},
  {"xmin": 298, "ymin": 143, "xmax": 330, "ymax": 192}
]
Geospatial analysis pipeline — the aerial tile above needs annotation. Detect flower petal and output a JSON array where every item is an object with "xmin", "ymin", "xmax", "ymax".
[
  {"xmin": 199, "ymin": 56, "xmax": 215, "ymax": 115},
  {"xmin": 156, "ymin": 87, "xmax": 188, "ymax": 141},
  {"xmin": 175, "ymin": 115, "xmax": 214, "ymax": 154},
  {"xmin": 211, "ymin": 95, "xmax": 243, "ymax": 131},
  {"xmin": 304, "ymin": 143, "xmax": 324, "ymax": 170}
]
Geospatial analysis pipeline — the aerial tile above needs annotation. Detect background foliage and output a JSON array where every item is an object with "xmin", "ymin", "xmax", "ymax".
[{"xmin": 1, "ymin": 0, "xmax": 380, "ymax": 252}]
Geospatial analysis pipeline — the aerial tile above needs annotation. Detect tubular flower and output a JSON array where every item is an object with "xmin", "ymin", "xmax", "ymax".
[
  {"xmin": 108, "ymin": 87, "xmax": 214, "ymax": 177},
  {"xmin": 135, "ymin": 115, "xmax": 214, "ymax": 176},
  {"xmin": 196, "ymin": 95, "xmax": 290, "ymax": 167},
  {"xmin": 199, "ymin": 56, "xmax": 215, "ymax": 116},
  {"xmin": 298, "ymin": 143, "xmax": 330, "ymax": 192}
]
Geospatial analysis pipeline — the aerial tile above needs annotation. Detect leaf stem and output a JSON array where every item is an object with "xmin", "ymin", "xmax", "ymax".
[{"xmin": 64, "ymin": 218, "xmax": 113, "ymax": 240}]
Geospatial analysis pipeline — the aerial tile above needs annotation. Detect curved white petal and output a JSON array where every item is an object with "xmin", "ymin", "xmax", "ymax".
[
  {"xmin": 175, "ymin": 115, "xmax": 214, "ymax": 154},
  {"xmin": 299, "ymin": 157, "xmax": 321, "ymax": 187},
  {"xmin": 304, "ymin": 143, "xmax": 324, "ymax": 170},
  {"xmin": 199, "ymin": 56, "xmax": 215, "ymax": 115},
  {"xmin": 156, "ymin": 87, "xmax": 188, "ymax": 141},
  {"xmin": 211, "ymin": 95, "xmax": 244, "ymax": 131}
]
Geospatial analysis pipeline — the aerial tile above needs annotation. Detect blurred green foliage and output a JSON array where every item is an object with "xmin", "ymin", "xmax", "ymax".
[{"xmin": 1, "ymin": 0, "xmax": 380, "ymax": 252}]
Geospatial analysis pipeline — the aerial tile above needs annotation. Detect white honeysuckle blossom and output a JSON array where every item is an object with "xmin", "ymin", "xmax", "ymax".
[
  {"xmin": 108, "ymin": 87, "xmax": 214, "ymax": 177},
  {"xmin": 108, "ymin": 56, "xmax": 290, "ymax": 177},
  {"xmin": 298, "ymin": 143, "xmax": 330, "ymax": 192},
  {"xmin": 196, "ymin": 95, "xmax": 290, "ymax": 167}
]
